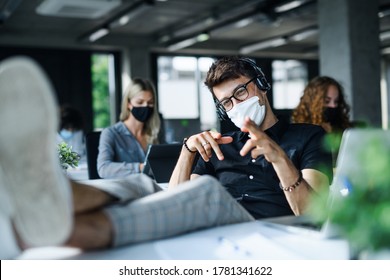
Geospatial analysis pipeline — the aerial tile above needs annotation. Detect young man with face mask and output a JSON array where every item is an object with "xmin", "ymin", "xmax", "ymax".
[{"xmin": 169, "ymin": 56, "xmax": 333, "ymax": 219}]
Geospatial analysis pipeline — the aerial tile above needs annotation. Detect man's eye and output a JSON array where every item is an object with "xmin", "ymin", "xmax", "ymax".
[
  {"xmin": 220, "ymin": 100, "xmax": 230, "ymax": 108},
  {"xmin": 234, "ymin": 87, "xmax": 247, "ymax": 98}
]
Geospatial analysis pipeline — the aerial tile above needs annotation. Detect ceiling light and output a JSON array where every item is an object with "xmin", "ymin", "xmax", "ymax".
[
  {"xmin": 36, "ymin": 0, "xmax": 121, "ymax": 19},
  {"xmin": 212, "ymin": 17, "xmax": 255, "ymax": 35},
  {"xmin": 88, "ymin": 28, "xmax": 109, "ymax": 42},
  {"xmin": 239, "ymin": 37, "xmax": 287, "ymax": 54},
  {"xmin": 167, "ymin": 33, "xmax": 210, "ymax": 52},
  {"xmin": 234, "ymin": 18, "xmax": 255, "ymax": 28},
  {"xmin": 274, "ymin": 1, "xmax": 306, "ymax": 13},
  {"xmin": 380, "ymin": 30, "xmax": 390, "ymax": 41},
  {"xmin": 172, "ymin": 17, "xmax": 215, "ymax": 38},
  {"xmin": 109, "ymin": 0, "xmax": 154, "ymax": 28},
  {"xmin": 379, "ymin": 8, "xmax": 390, "ymax": 18},
  {"xmin": 381, "ymin": 47, "xmax": 390, "ymax": 55},
  {"xmin": 159, "ymin": 35, "xmax": 171, "ymax": 43},
  {"xmin": 289, "ymin": 28, "xmax": 318, "ymax": 41}
]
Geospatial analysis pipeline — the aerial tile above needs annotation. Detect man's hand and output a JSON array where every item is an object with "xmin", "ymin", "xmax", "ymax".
[
  {"xmin": 240, "ymin": 117, "xmax": 285, "ymax": 164},
  {"xmin": 185, "ymin": 130, "xmax": 233, "ymax": 162}
]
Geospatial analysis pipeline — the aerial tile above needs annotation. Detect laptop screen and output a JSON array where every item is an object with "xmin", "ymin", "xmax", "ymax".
[
  {"xmin": 142, "ymin": 143, "xmax": 182, "ymax": 183},
  {"xmin": 331, "ymin": 128, "xmax": 390, "ymax": 197}
]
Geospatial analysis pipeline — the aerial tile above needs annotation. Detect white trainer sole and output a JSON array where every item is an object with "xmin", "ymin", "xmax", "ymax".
[{"xmin": 0, "ymin": 56, "xmax": 73, "ymax": 247}]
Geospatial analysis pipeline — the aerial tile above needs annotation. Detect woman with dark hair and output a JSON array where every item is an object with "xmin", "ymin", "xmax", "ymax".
[
  {"xmin": 97, "ymin": 78, "xmax": 161, "ymax": 179},
  {"xmin": 291, "ymin": 76, "xmax": 353, "ymax": 166},
  {"xmin": 57, "ymin": 104, "xmax": 86, "ymax": 163},
  {"xmin": 291, "ymin": 76, "xmax": 352, "ymax": 133}
]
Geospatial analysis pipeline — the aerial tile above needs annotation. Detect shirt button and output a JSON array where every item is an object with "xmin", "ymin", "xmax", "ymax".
[
  {"xmin": 251, "ymin": 159, "xmax": 256, "ymax": 163},
  {"xmin": 249, "ymin": 175, "xmax": 254, "ymax": 180}
]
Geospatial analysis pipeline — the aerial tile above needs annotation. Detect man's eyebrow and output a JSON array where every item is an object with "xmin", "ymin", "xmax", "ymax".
[
  {"xmin": 218, "ymin": 83, "xmax": 244, "ymax": 102},
  {"xmin": 233, "ymin": 81, "xmax": 247, "ymax": 92}
]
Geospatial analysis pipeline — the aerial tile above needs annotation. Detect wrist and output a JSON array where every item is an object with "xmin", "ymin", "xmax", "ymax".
[
  {"xmin": 183, "ymin": 137, "xmax": 197, "ymax": 154},
  {"xmin": 279, "ymin": 170, "xmax": 303, "ymax": 192}
]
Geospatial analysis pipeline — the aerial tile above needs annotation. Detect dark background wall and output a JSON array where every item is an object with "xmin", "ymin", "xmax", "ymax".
[{"xmin": 0, "ymin": 46, "xmax": 94, "ymax": 132}]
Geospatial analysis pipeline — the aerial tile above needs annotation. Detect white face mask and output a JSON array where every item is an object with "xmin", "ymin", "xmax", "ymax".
[{"xmin": 226, "ymin": 96, "xmax": 266, "ymax": 128}]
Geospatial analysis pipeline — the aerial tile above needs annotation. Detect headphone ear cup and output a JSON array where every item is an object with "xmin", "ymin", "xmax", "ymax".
[
  {"xmin": 239, "ymin": 58, "xmax": 271, "ymax": 91},
  {"xmin": 216, "ymin": 103, "xmax": 228, "ymax": 120},
  {"xmin": 256, "ymin": 76, "xmax": 271, "ymax": 91}
]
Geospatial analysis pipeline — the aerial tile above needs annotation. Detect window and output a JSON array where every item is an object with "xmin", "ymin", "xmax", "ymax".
[
  {"xmin": 157, "ymin": 55, "xmax": 217, "ymax": 142},
  {"xmin": 272, "ymin": 60, "xmax": 308, "ymax": 109},
  {"xmin": 158, "ymin": 56, "xmax": 198, "ymax": 119},
  {"xmin": 91, "ymin": 53, "xmax": 116, "ymax": 130}
]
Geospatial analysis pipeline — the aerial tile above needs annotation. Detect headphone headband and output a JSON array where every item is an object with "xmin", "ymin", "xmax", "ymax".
[{"xmin": 238, "ymin": 58, "xmax": 271, "ymax": 92}]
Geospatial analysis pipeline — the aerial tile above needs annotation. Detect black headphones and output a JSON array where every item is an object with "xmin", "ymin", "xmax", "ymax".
[{"xmin": 214, "ymin": 58, "xmax": 271, "ymax": 120}]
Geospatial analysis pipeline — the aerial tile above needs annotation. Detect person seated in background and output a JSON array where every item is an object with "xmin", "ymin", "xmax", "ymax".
[
  {"xmin": 57, "ymin": 104, "xmax": 87, "ymax": 164},
  {"xmin": 291, "ymin": 76, "xmax": 352, "ymax": 133},
  {"xmin": 291, "ymin": 76, "xmax": 353, "ymax": 166},
  {"xmin": 97, "ymin": 78, "xmax": 161, "ymax": 179},
  {"xmin": 0, "ymin": 56, "xmax": 253, "ymax": 259},
  {"xmin": 169, "ymin": 56, "xmax": 333, "ymax": 219}
]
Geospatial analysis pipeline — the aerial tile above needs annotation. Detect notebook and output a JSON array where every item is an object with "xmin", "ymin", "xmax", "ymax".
[
  {"xmin": 142, "ymin": 143, "xmax": 182, "ymax": 183},
  {"xmin": 260, "ymin": 128, "xmax": 390, "ymax": 239}
]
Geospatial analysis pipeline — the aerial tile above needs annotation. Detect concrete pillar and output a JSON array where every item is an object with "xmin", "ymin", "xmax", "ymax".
[{"xmin": 318, "ymin": 0, "xmax": 381, "ymax": 127}]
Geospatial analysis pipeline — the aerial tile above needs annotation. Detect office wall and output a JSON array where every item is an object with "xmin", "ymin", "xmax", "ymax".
[{"xmin": 0, "ymin": 47, "xmax": 94, "ymax": 132}]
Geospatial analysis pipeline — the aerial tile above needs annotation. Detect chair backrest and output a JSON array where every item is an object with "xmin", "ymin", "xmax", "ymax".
[{"xmin": 85, "ymin": 131, "xmax": 102, "ymax": 179}]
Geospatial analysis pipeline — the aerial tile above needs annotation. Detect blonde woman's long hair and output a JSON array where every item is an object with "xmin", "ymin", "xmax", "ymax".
[{"xmin": 119, "ymin": 78, "xmax": 161, "ymax": 144}]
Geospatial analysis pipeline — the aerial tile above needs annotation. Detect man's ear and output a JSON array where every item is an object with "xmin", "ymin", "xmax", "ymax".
[{"xmin": 259, "ymin": 90, "xmax": 267, "ymax": 105}]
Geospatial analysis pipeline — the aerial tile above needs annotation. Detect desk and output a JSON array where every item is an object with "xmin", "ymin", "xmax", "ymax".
[
  {"xmin": 66, "ymin": 162, "xmax": 89, "ymax": 181},
  {"xmin": 17, "ymin": 220, "xmax": 350, "ymax": 260},
  {"xmin": 20, "ymin": 173, "xmax": 350, "ymax": 259}
]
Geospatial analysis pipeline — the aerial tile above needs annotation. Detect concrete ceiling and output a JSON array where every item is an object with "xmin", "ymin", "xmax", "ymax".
[{"xmin": 1, "ymin": 0, "xmax": 390, "ymax": 59}]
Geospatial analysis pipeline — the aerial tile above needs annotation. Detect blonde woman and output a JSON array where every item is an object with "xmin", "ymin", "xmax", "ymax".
[{"xmin": 97, "ymin": 78, "xmax": 160, "ymax": 179}]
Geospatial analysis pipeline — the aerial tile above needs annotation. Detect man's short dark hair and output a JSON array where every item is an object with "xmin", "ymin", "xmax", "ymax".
[{"xmin": 204, "ymin": 56, "xmax": 259, "ymax": 94}]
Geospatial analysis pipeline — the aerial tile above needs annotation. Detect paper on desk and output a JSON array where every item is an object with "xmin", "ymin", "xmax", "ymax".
[
  {"xmin": 214, "ymin": 233, "xmax": 303, "ymax": 259},
  {"xmin": 154, "ymin": 231, "xmax": 303, "ymax": 260}
]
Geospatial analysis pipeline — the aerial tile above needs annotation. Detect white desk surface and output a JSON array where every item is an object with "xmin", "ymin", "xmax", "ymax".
[
  {"xmin": 66, "ymin": 163, "xmax": 89, "ymax": 181},
  {"xmin": 17, "ymin": 220, "xmax": 350, "ymax": 260}
]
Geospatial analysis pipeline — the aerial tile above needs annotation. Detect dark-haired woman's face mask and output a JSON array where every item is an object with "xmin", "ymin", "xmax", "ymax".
[
  {"xmin": 323, "ymin": 107, "xmax": 339, "ymax": 125},
  {"xmin": 131, "ymin": 106, "xmax": 154, "ymax": 123}
]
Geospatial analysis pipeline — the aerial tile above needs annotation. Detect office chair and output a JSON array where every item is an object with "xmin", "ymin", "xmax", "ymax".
[{"xmin": 85, "ymin": 131, "xmax": 102, "ymax": 180}]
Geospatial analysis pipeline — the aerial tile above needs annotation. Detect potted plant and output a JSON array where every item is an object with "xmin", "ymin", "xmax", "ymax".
[{"xmin": 57, "ymin": 142, "xmax": 80, "ymax": 171}]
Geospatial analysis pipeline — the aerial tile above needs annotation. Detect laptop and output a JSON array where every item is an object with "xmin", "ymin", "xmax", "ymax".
[
  {"xmin": 142, "ymin": 143, "xmax": 182, "ymax": 183},
  {"xmin": 260, "ymin": 128, "xmax": 390, "ymax": 239}
]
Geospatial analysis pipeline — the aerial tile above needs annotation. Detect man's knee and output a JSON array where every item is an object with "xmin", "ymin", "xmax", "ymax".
[{"xmin": 125, "ymin": 173, "xmax": 162, "ymax": 194}]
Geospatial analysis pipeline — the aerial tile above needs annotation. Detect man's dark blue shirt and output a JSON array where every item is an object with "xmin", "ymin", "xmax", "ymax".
[{"xmin": 192, "ymin": 120, "xmax": 332, "ymax": 219}]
